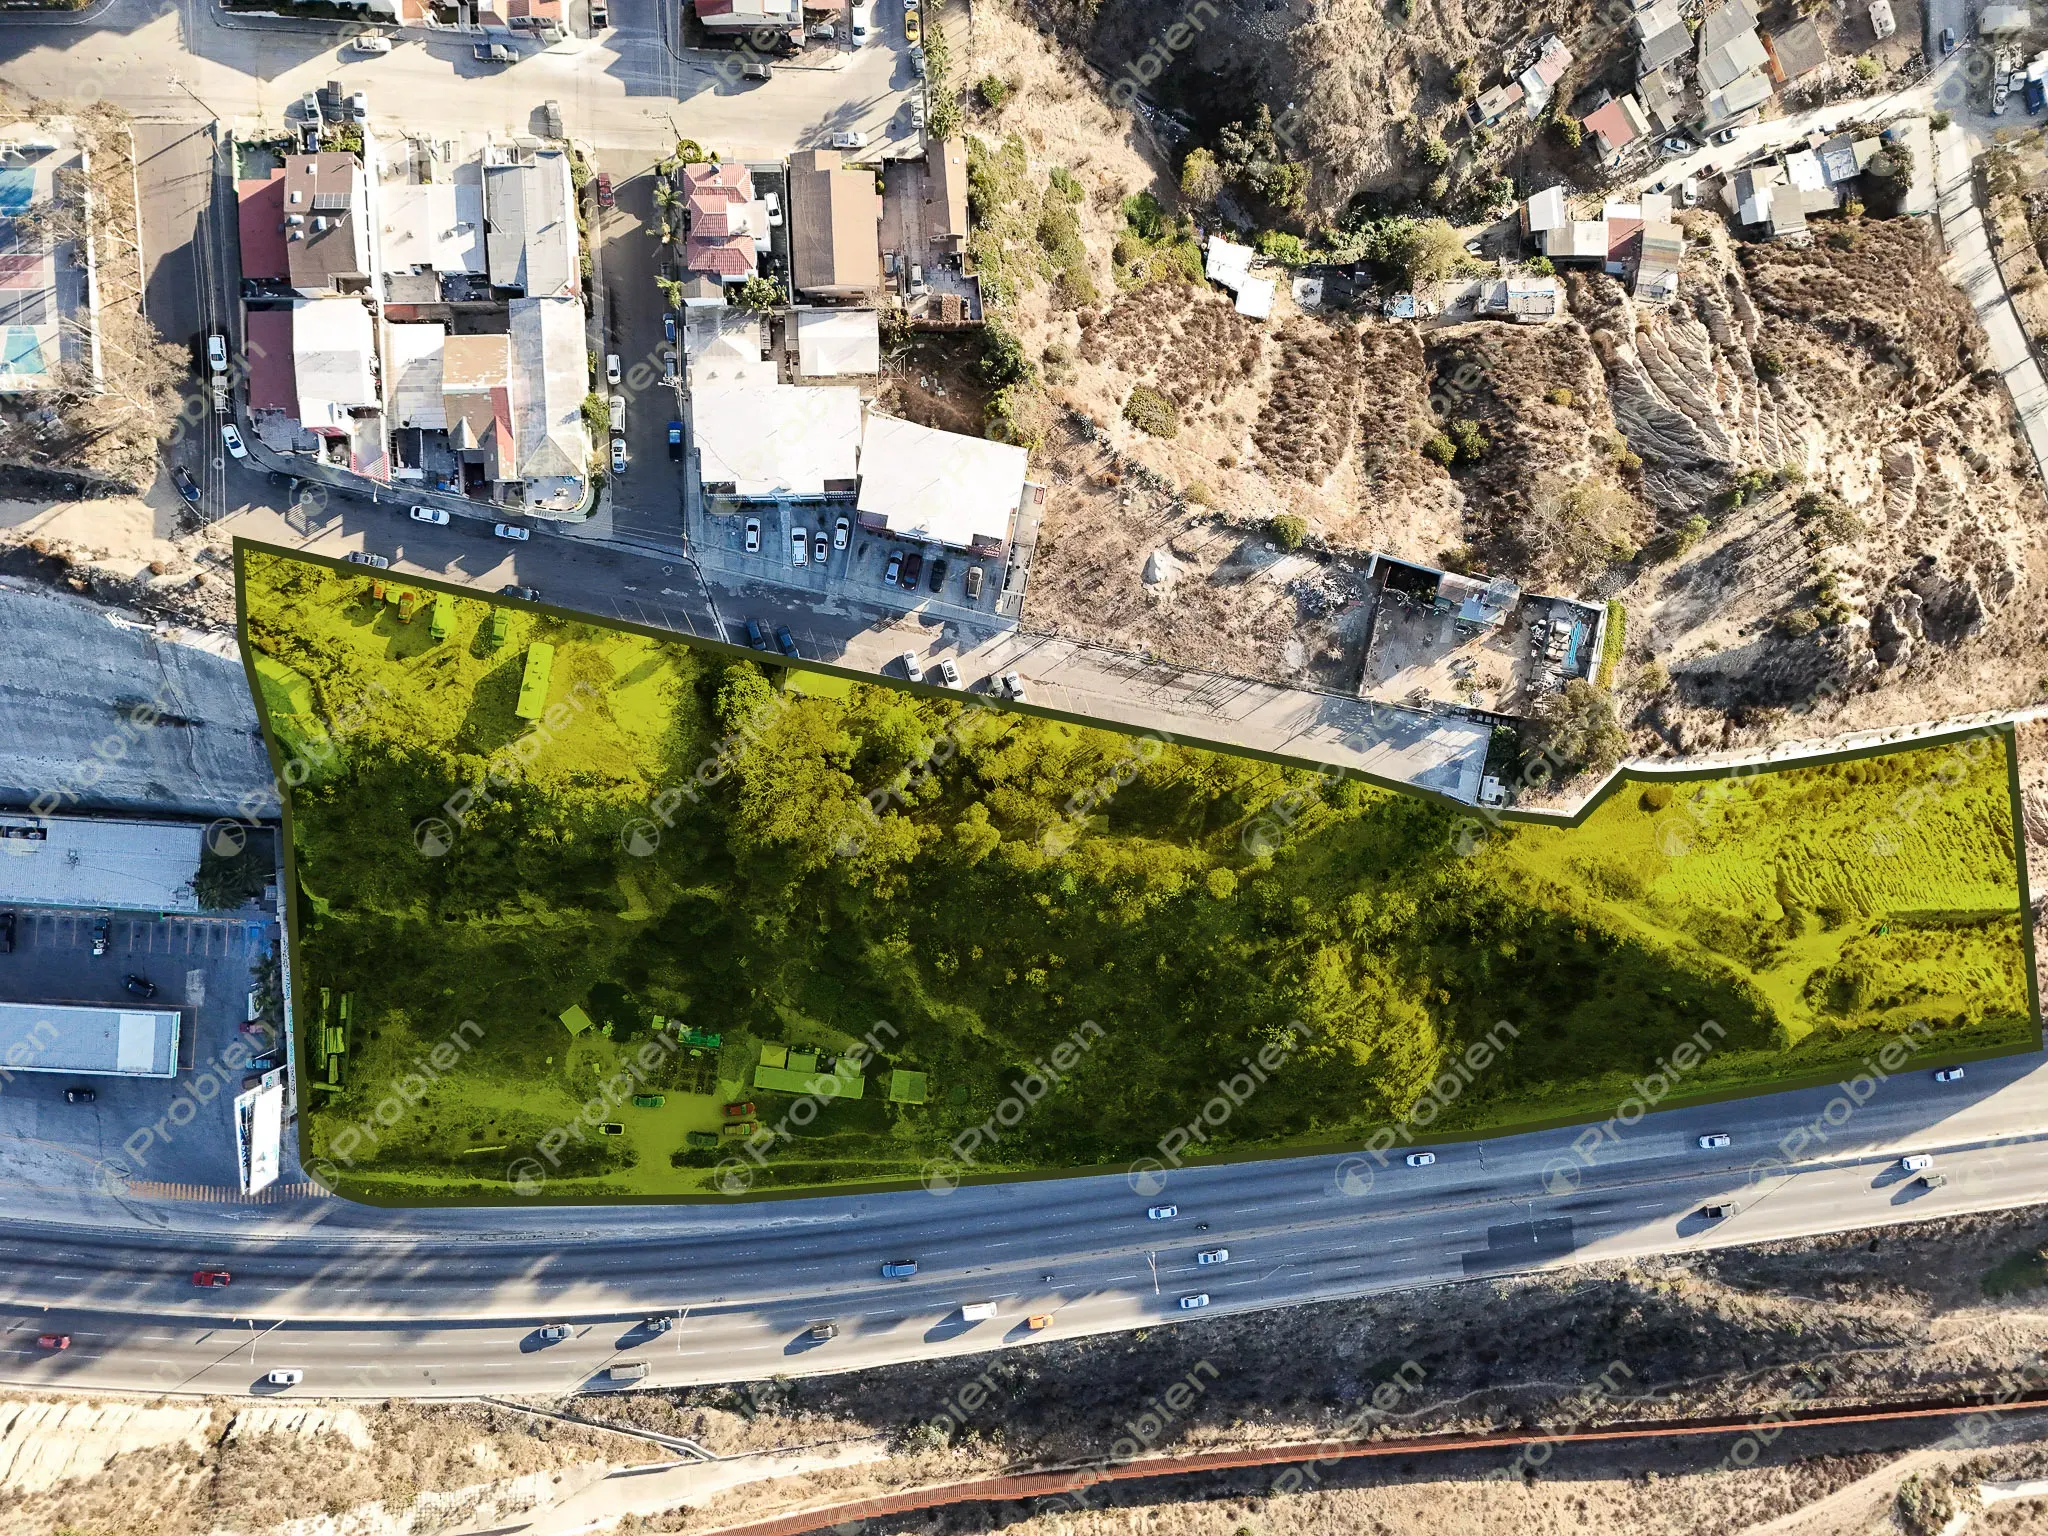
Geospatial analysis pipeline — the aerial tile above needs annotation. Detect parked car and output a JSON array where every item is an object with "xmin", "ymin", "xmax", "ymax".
[
  {"xmin": 884, "ymin": 551, "xmax": 904, "ymax": 585},
  {"xmin": 908, "ymin": 41, "xmax": 924, "ymax": 73},
  {"xmin": 216, "ymin": 423, "xmax": 247, "ymax": 460},
  {"xmin": 663, "ymin": 312, "xmax": 677, "ymax": 342},
  {"xmin": 172, "ymin": 465, "xmax": 200, "ymax": 505},
  {"xmin": 935, "ymin": 658, "xmax": 961, "ymax": 688},
  {"xmin": 744, "ymin": 517, "xmax": 761, "ymax": 553},
  {"xmin": 498, "ymin": 584, "xmax": 541, "ymax": 601},
  {"xmin": 964, "ymin": 565, "xmax": 984, "ymax": 600},
  {"xmin": 349, "ymin": 92, "xmax": 369, "ymax": 123},
  {"xmin": 1660, "ymin": 135, "xmax": 1689, "ymax": 156},
  {"xmin": 1680, "ymin": 177, "xmax": 1699, "ymax": 207},
  {"xmin": 408, "ymin": 505, "xmax": 449, "ymax": 524},
  {"xmin": 610, "ymin": 440, "xmax": 628, "ymax": 475},
  {"xmin": 37, "ymin": 1334, "xmax": 70, "ymax": 1350},
  {"xmin": 791, "ymin": 527, "xmax": 808, "ymax": 566},
  {"xmin": 606, "ymin": 353, "xmax": 621, "ymax": 385},
  {"xmin": 998, "ymin": 670, "xmax": 1025, "ymax": 702},
  {"xmin": 742, "ymin": 61, "xmax": 773, "ymax": 82},
  {"xmin": 267, "ymin": 1368, "xmax": 304, "ymax": 1385},
  {"xmin": 123, "ymin": 973, "xmax": 157, "ymax": 1000},
  {"xmin": 775, "ymin": 625, "xmax": 799, "ymax": 658},
  {"xmin": 0, "ymin": 910, "xmax": 13, "ymax": 952},
  {"xmin": 663, "ymin": 350, "xmax": 679, "ymax": 384},
  {"xmin": 192, "ymin": 1270, "xmax": 232, "ymax": 1286},
  {"xmin": 833, "ymin": 514, "xmax": 850, "ymax": 549},
  {"xmin": 928, "ymin": 556, "xmax": 948, "ymax": 592},
  {"xmin": 901, "ymin": 550, "xmax": 923, "ymax": 586},
  {"xmin": 206, "ymin": 334, "xmax": 228, "ymax": 373},
  {"xmin": 764, "ymin": 191, "xmax": 783, "ymax": 227},
  {"xmin": 345, "ymin": 550, "xmax": 389, "ymax": 568},
  {"xmin": 724, "ymin": 1101, "xmax": 757, "ymax": 1117},
  {"xmin": 1710, "ymin": 126, "xmax": 1740, "ymax": 145},
  {"xmin": 1697, "ymin": 1133, "xmax": 1731, "ymax": 1149},
  {"xmin": 598, "ymin": 1122, "xmax": 624, "ymax": 1135},
  {"xmin": 1405, "ymin": 1151, "xmax": 1436, "ymax": 1167},
  {"xmin": 299, "ymin": 90, "xmax": 320, "ymax": 119},
  {"xmin": 744, "ymin": 619, "xmax": 770, "ymax": 651},
  {"xmin": 900, "ymin": 650, "xmax": 923, "ymax": 682},
  {"xmin": 812, "ymin": 531, "xmax": 828, "ymax": 563},
  {"xmin": 1941, "ymin": 25, "xmax": 1956, "ymax": 52},
  {"xmin": 595, "ymin": 172, "xmax": 615, "ymax": 208},
  {"xmin": 609, "ymin": 393, "xmax": 626, "ymax": 431},
  {"xmin": 1935, "ymin": 1067, "xmax": 1966, "ymax": 1083},
  {"xmin": 1147, "ymin": 1205, "xmax": 1177, "ymax": 1220},
  {"xmin": 351, "ymin": 33, "xmax": 392, "ymax": 53},
  {"xmin": 903, "ymin": 5, "xmax": 920, "ymax": 42},
  {"xmin": 851, "ymin": 2, "xmax": 872, "ymax": 41},
  {"xmin": 64, "ymin": 1086, "xmax": 95, "ymax": 1104},
  {"xmin": 589, "ymin": 0, "xmax": 607, "ymax": 23},
  {"xmin": 830, "ymin": 130, "xmax": 868, "ymax": 150},
  {"xmin": 1196, "ymin": 1248, "xmax": 1229, "ymax": 1265},
  {"xmin": 880, "ymin": 1259, "xmax": 918, "ymax": 1278},
  {"xmin": 492, "ymin": 523, "xmax": 530, "ymax": 541},
  {"xmin": 1178, "ymin": 1293, "xmax": 1210, "ymax": 1310},
  {"xmin": 211, "ymin": 379, "xmax": 228, "ymax": 415},
  {"xmin": 91, "ymin": 915, "xmax": 109, "ymax": 955},
  {"xmin": 667, "ymin": 421, "xmax": 683, "ymax": 459}
]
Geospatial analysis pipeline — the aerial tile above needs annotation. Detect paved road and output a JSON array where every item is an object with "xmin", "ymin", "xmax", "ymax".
[{"xmin": 1, "ymin": 1043, "xmax": 2039, "ymax": 1395}]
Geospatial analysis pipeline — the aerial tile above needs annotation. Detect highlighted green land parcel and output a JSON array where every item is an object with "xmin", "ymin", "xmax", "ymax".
[{"xmin": 237, "ymin": 547, "xmax": 2038, "ymax": 1203}]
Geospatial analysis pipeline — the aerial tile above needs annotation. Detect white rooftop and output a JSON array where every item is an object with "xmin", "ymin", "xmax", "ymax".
[
  {"xmin": 0, "ymin": 1001, "xmax": 181, "ymax": 1078},
  {"xmin": 856, "ymin": 411, "xmax": 1029, "ymax": 551},
  {"xmin": 1234, "ymin": 275, "xmax": 1276, "ymax": 319},
  {"xmin": 384, "ymin": 322, "xmax": 447, "ymax": 430},
  {"xmin": 292, "ymin": 298, "xmax": 377, "ymax": 431},
  {"xmin": 379, "ymin": 180, "xmax": 486, "ymax": 275},
  {"xmin": 1206, "ymin": 235, "xmax": 1254, "ymax": 290},
  {"xmin": 693, "ymin": 385, "xmax": 862, "ymax": 497},
  {"xmin": 0, "ymin": 813, "xmax": 205, "ymax": 912},
  {"xmin": 795, "ymin": 308, "xmax": 881, "ymax": 376},
  {"xmin": 1525, "ymin": 185, "xmax": 1570, "ymax": 232}
]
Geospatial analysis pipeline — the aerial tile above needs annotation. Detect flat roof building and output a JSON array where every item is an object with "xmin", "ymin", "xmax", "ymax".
[
  {"xmin": 693, "ymin": 384, "xmax": 861, "ymax": 499},
  {"xmin": 0, "ymin": 1001, "xmax": 181, "ymax": 1079},
  {"xmin": 788, "ymin": 148, "xmax": 881, "ymax": 302},
  {"xmin": 0, "ymin": 813, "xmax": 205, "ymax": 913},
  {"xmin": 856, "ymin": 411, "xmax": 1032, "ymax": 554},
  {"xmin": 282, "ymin": 153, "xmax": 371, "ymax": 296}
]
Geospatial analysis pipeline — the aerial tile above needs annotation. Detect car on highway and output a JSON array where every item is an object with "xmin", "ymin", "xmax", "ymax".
[
  {"xmin": 1178, "ymin": 1294, "xmax": 1210, "ymax": 1310},
  {"xmin": 745, "ymin": 517, "xmax": 761, "ymax": 553},
  {"xmin": 884, "ymin": 551, "xmax": 904, "ymax": 585},
  {"xmin": 1147, "ymin": 1204, "xmax": 1177, "ymax": 1220},
  {"xmin": 64, "ymin": 1087, "xmax": 94, "ymax": 1104},
  {"xmin": 644, "ymin": 1315, "xmax": 673, "ymax": 1332},
  {"xmin": 1697, "ymin": 1133, "xmax": 1731, "ymax": 1149},
  {"xmin": 833, "ymin": 514, "xmax": 850, "ymax": 549},
  {"xmin": 172, "ymin": 465, "xmax": 200, "ymax": 505},
  {"xmin": 1196, "ymin": 1248, "xmax": 1229, "ymax": 1265},
  {"xmin": 266, "ymin": 1369, "xmax": 304, "ymax": 1385},
  {"xmin": 776, "ymin": 625, "xmax": 799, "ymax": 658},
  {"xmin": 1941, "ymin": 25, "xmax": 1956, "ymax": 52},
  {"xmin": 192, "ymin": 1270, "xmax": 232, "ymax": 1286},
  {"xmin": 998, "ymin": 669, "xmax": 1026, "ymax": 702},
  {"xmin": 539, "ymin": 1323, "xmax": 570, "ymax": 1342},
  {"xmin": 1700, "ymin": 1203, "xmax": 1738, "ymax": 1220},
  {"xmin": 725, "ymin": 1100, "xmax": 756, "ymax": 1117},
  {"xmin": 606, "ymin": 1361, "xmax": 647, "ymax": 1382},
  {"xmin": 344, "ymin": 550, "xmax": 388, "ymax": 568},
  {"xmin": 881, "ymin": 1259, "xmax": 918, "ymax": 1278},
  {"xmin": 37, "ymin": 1334, "xmax": 69, "ymax": 1350},
  {"xmin": 352, "ymin": 33, "xmax": 392, "ymax": 52},
  {"xmin": 744, "ymin": 619, "xmax": 770, "ymax": 651},
  {"xmin": 935, "ymin": 658, "xmax": 961, "ymax": 688},
  {"xmin": 813, "ymin": 531, "xmax": 828, "ymax": 563},
  {"xmin": 808, "ymin": 1320, "xmax": 838, "ymax": 1341},
  {"xmin": 902, "ymin": 550, "xmax": 924, "ymax": 586},
  {"xmin": 831, "ymin": 130, "xmax": 868, "ymax": 150},
  {"xmin": 123, "ymin": 973, "xmax": 157, "ymax": 1000},
  {"xmin": 900, "ymin": 651, "xmax": 923, "ymax": 682},
  {"xmin": 1405, "ymin": 1152, "xmax": 1435, "ymax": 1167},
  {"xmin": 1935, "ymin": 1067, "xmax": 1966, "ymax": 1083},
  {"xmin": 791, "ymin": 527, "xmax": 808, "ymax": 566},
  {"xmin": 668, "ymin": 421, "xmax": 683, "ymax": 459},
  {"xmin": 663, "ymin": 312, "xmax": 677, "ymax": 342},
  {"xmin": 498, "ymin": 584, "xmax": 541, "ymax": 601},
  {"xmin": 493, "ymin": 523, "xmax": 530, "ymax": 541},
  {"xmin": 1901, "ymin": 1154, "xmax": 1934, "ymax": 1173},
  {"xmin": 220, "ymin": 423, "xmax": 247, "ymax": 459},
  {"xmin": 206, "ymin": 334, "xmax": 228, "ymax": 373},
  {"xmin": 408, "ymin": 505, "xmax": 449, "ymax": 524},
  {"xmin": 595, "ymin": 173, "xmax": 615, "ymax": 209}
]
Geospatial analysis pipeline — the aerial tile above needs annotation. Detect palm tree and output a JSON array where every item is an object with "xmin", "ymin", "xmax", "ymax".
[
  {"xmin": 656, "ymin": 276, "xmax": 685, "ymax": 312},
  {"xmin": 654, "ymin": 181, "xmax": 682, "ymax": 219}
]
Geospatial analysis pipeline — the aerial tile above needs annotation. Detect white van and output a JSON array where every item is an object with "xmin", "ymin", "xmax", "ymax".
[
  {"xmin": 960, "ymin": 1300, "xmax": 998, "ymax": 1322},
  {"xmin": 850, "ymin": 2, "xmax": 872, "ymax": 41}
]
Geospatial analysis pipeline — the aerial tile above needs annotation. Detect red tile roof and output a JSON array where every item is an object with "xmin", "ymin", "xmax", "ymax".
[
  {"xmin": 243, "ymin": 309, "xmax": 297, "ymax": 416},
  {"xmin": 686, "ymin": 232, "xmax": 755, "ymax": 277},
  {"xmin": 237, "ymin": 173, "xmax": 288, "ymax": 282}
]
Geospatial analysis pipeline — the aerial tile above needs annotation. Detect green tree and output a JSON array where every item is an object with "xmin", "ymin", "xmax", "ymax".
[
  {"xmin": 656, "ymin": 276, "xmax": 685, "ymax": 312},
  {"xmin": 1554, "ymin": 114, "xmax": 1583, "ymax": 150},
  {"xmin": 1180, "ymin": 147, "xmax": 1222, "ymax": 205},
  {"xmin": 978, "ymin": 74, "xmax": 1011, "ymax": 109},
  {"xmin": 1270, "ymin": 513, "xmax": 1308, "ymax": 549},
  {"xmin": 732, "ymin": 275, "xmax": 782, "ymax": 311},
  {"xmin": 979, "ymin": 320, "xmax": 1035, "ymax": 387},
  {"xmin": 1215, "ymin": 105, "xmax": 1310, "ymax": 213},
  {"xmin": 1255, "ymin": 229, "xmax": 1310, "ymax": 264},
  {"xmin": 1534, "ymin": 679, "xmax": 1627, "ymax": 777}
]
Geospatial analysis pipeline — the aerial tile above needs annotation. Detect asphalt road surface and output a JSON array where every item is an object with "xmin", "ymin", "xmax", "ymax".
[{"xmin": 3, "ymin": 1045, "xmax": 2042, "ymax": 1396}]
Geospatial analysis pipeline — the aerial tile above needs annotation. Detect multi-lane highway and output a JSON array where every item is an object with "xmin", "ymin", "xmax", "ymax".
[{"xmin": 4, "ymin": 1045, "xmax": 2044, "ymax": 1396}]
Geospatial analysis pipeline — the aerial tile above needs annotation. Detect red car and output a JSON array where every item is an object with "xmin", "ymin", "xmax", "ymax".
[
  {"xmin": 37, "ymin": 1334, "xmax": 69, "ymax": 1350},
  {"xmin": 723, "ymin": 1101, "xmax": 756, "ymax": 1119},
  {"xmin": 594, "ymin": 172, "xmax": 615, "ymax": 209},
  {"xmin": 192, "ymin": 1269, "xmax": 232, "ymax": 1286}
]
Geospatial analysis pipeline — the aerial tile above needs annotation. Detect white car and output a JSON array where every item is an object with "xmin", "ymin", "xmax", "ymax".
[
  {"xmin": 344, "ymin": 551, "xmax": 389, "ymax": 568},
  {"xmin": 1901, "ymin": 1154, "xmax": 1934, "ymax": 1173},
  {"xmin": 936, "ymin": 658, "xmax": 962, "ymax": 688},
  {"xmin": 1177, "ymin": 1293, "xmax": 1210, "ymax": 1310},
  {"xmin": 1405, "ymin": 1151, "xmax": 1435, "ymax": 1167},
  {"xmin": 831, "ymin": 130, "xmax": 868, "ymax": 150},
  {"xmin": 408, "ymin": 505, "xmax": 449, "ymax": 525},
  {"xmin": 206, "ymin": 334, "xmax": 228, "ymax": 373},
  {"xmin": 1146, "ymin": 1204, "xmax": 1177, "ymax": 1220},
  {"xmin": 744, "ymin": 518, "xmax": 761, "ymax": 553},
  {"xmin": 812, "ymin": 531, "xmax": 828, "ymax": 564},
  {"xmin": 606, "ymin": 353, "xmax": 621, "ymax": 385},
  {"xmin": 1934, "ymin": 1067, "xmax": 1966, "ymax": 1083},
  {"xmin": 1697, "ymin": 1133, "xmax": 1731, "ymax": 1149},
  {"xmin": 609, "ymin": 393, "xmax": 626, "ymax": 431},
  {"xmin": 349, "ymin": 92, "xmax": 369, "ymax": 124},
  {"xmin": 610, "ymin": 440, "xmax": 628, "ymax": 476},
  {"xmin": 850, "ymin": 2, "xmax": 872, "ymax": 40},
  {"xmin": 791, "ymin": 528, "xmax": 808, "ymax": 566},
  {"xmin": 220, "ymin": 423, "xmax": 247, "ymax": 459},
  {"xmin": 901, "ymin": 651, "xmax": 924, "ymax": 682},
  {"xmin": 492, "ymin": 523, "xmax": 530, "ymax": 541},
  {"xmin": 832, "ymin": 514, "xmax": 849, "ymax": 549},
  {"xmin": 1196, "ymin": 1248, "xmax": 1229, "ymax": 1265},
  {"xmin": 351, "ymin": 34, "xmax": 393, "ymax": 53},
  {"xmin": 265, "ymin": 1368, "xmax": 303, "ymax": 1385},
  {"xmin": 539, "ymin": 1323, "xmax": 570, "ymax": 1341},
  {"xmin": 999, "ymin": 669, "xmax": 1025, "ymax": 701},
  {"xmin": 764, "ymin": 190, "xmax": 784, "ymax": 227}
]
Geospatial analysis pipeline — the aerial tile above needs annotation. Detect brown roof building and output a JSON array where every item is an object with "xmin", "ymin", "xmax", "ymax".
[
  {"xmin": 926, "ymin": 137, "xmax": 968, "ymax": 256},
  {"xmin": 788, "ymin": 148, "xmax": 881, "ymax": 302},
  {"xmin": 282, "ymin": 153, "xmax": 371, "ymax": 296},
  {"xmin": 237, "ymin": 173, "xmax": 288, "ymax": 283}
]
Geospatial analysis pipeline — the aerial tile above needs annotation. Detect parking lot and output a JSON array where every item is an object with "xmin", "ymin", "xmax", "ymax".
[{"xmin": 0, "ymin": 906, "xmax": 285, "ymax": 1192}]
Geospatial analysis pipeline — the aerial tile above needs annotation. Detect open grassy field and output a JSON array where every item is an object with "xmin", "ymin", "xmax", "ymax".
[{"xmin": 237, "ymin": 548, "xmax": 2036, "ymax": 1203}]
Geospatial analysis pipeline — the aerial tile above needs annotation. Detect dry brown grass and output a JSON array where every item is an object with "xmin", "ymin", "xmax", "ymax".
[{"xmin": 1249, "ymin": 320, "xmax": 1361, "ymax": 488}]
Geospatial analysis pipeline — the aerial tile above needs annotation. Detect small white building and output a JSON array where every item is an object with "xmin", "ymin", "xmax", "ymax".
[
  {"xmin": 795, "ymin": 309, "xmax": 881, "ymax": 377},
  {"xmin": 856, "ymin": 412, "xmax": 1033, "ymax": 555}
]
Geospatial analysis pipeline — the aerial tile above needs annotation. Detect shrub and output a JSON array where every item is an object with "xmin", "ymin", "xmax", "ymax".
[
  {"xmin": 581, "ymin": 392, "xmax": 610, "ymax": 436},
  {"xmin": 1672, "ymin": 512, "xmax": 1710, "ymax": 556},
  {"xmin": 980, "ymin": 321, "xmax": 1035, "ymax": 387},
  {"xmin": 1794, "ymin": 489, "xmax": 1863, "ymax": 546},
  {"xmin": 1420, "ymin": 134, "xmax": 1451, "ymax": 167},
  {"xmin": 978, "ymin": 74, "xmax": 1011, "ymax": 109},
  {"xmin": 1255, "ymin": 229, "xmax": 1310, "ymax": 264},
  {"xmin": 1754, "ymin": 348, "xmax": 1785, "ymax": 379},
  {"xmin": 1122, "ymin": 190, "xmax": 1167, "ymax": 241},
  {"xmin": 1426, "ymin": 172, "xmax": 1450, "ymax": 204},
  {"xmin": 1544, "ymin": 386, "xmax": 1574, "ymax": 407},
  {"xmin": 1179, "ymin": 147, "xmax": 1221, "ymax": 205},
  {"xmin": 1843, "ymin": 196, "xmax": 1866, "ymax": 217},
  {"xmin": 1184, "ymin": 480, "xmax": 1216, "ymax": 507},
  {"xmin": 1270, "ymin": 513, "xmax": 1308, "ymax": 549},
  {"xmin": 1852, "ymin": 54, "xmax": 1882, "ymax": 80},
  {"xmin": 1422, "ymin": 432, "xmax": 1457, "ymax": 466},
  {"xmin": 1775, "ymin": 606, "xmax": 1819, "ymax": 637},
  {"xmin": 1527, "ymin": 255, "xmax": 1555, "ymax": 276},
  {"xmin": 1049, "ymin": 165, "xmax": 1084, "ymax": 202},
  {"xmin": 1930, "ymin": 111, "xmax": 1951, "ymax": 131},
  {"xmin": 1554, "ymin": 115, "xmax": 1583, "ymax": 150},
  {"xmin": 1123, "ymin": 384, "xmax": 1180, "ymax": 437},
  {"xmin": 1448, "ymin": 416, "xmax": 1488, "ymax": 462}
]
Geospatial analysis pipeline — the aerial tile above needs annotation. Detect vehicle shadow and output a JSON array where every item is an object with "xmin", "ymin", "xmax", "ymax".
[{"xmin": 921, "ymin": 1315, "xmax": 980, "ymax": 1344}]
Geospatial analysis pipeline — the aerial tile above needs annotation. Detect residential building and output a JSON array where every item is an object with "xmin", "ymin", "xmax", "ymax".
[
  {"xmin": 1517, "ymin": 34, "xmax": 1574, "ymax": 117},
  {"xmin": 507, "ymin": 0, "xmax": 563, "ymax": 30},
  {"xmin": 856, "ymin": 412, "xmax": 1034, "ymax": 555},
  {"xmin": 926, "ymin": 137, "xmax": 969, "ymax": 256},
  {"xmin": 1474, "ymin": 81, "xmax": 1525, "ymax": 124},
  {"xmin": 1542, "ymin": 220, "xmax": 1609, "ymax": 263},
  {"xmin": 1636, "ymin": 221, "xmax": 1684, "ymax": 303},
  {"xmin": 692, "ymin": 384, "xmax": 862, "ymax": 500},
  {"xmin": 682, "ymin": 161, "xmax": 762, "ymax": 286},
  {"xmin": 1639, "ymin": 67, "xmax": 1683, "ymax": 133},
  {"xmin": 1205, "ymin": 235, "xmax": 1255, "ymax": 288},
  {"xmin": 796, "ymin": 309, "xmax": 881, "ymax": 376},
  {"xmin": 243, "ymin": 309, "xmax": 297, "ymax": 425},
  {"xmin": 1980, "ymin": 4, "xmax": 2031, "ymax": 33},
  {"xmin": 282, "ymin": 153, "xmax": 371, "ymax": 297},
  {"xmin": 1480, "ymin": 274, "xmax": 1563, "ymax": 322},
  {"xmin": 1521, "ymin": 185, "xmax": 1570, "ymax": 240},
  {"xmin": 694, "ymin": 0, "xmax": 799, "ymax": 31},
  {"xmin": 506, "ymin": 297, "xmax": 589, "ymax": 510},
  {"xmin": 1763, "ymin": 19, "xmax": 1828, "ymax": 82},
  {"xmin": 384, "ymin": 322, "xmax": 447, "ymax": 430},
  {"xmin": 1701, "ymin": 28, "xmax": 1770, "ymax": 91},
  {"xmin": 379, "ymin": 174, "xmax": 487, "ymax": 282},
  {"xmin": 1584, "ymin": 94, "xmax": 1650, "ymax": 157},
  {"xmin": 680, "ymin": 273, "xmax": 726, "ymax": 308},
  {"xmin": 1633, "ymin": 1, "xmax": 1691, "ymax": 75},
  {"xmin": 482, "ymin": 145, "xmax": 579, "ymax": 299},
  {"xmin": 441, "ymin": 333, "xmax": 514, "ymax": 487},
  {"xmin": 1698, "ymin": 0, "xmax": 1773, "ymax": 130},
  {"xmin": 788, "ymin": 148, "xmax": 881, "ymax": 302},
  {"xmin": 685, "ymin": 306, "xmax": 774, "ymax": 390},
  {"xmin": 1704, "ymin": 71, "xmax": 1774, "ymax": 130},
  {"xmin": 237, "ymin": 172, "xmax": 289, "ymax": 285}
]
